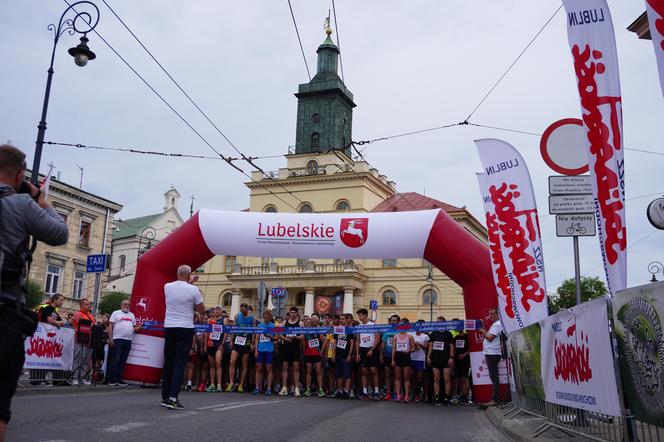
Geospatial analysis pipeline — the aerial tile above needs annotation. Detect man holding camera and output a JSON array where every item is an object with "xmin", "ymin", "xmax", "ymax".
[{"xmin": 0, "ymin": 145, "xmax": 68, "ymax": 441}]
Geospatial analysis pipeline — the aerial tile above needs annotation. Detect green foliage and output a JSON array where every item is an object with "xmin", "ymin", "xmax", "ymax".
[
  {"xmin": 98, "ymin": 291, "xmax": 130, "ymax": 315},
  {"xmin": 25, "ymin": 279, "xmax": 45, "ymax": 309},
  {"xmin": 548, "ymin": 276, "xmax": 608, "ymax": 314}
]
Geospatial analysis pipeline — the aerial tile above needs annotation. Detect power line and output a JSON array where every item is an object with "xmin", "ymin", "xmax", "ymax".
[
  {"xmin": 331, "ymin": 0, "xmax": 344, "ymax": 83},
  {"xmin": 287, "ymin": 0, "xmax": 311, "ymax": 81},
  {"xmin": 464, "ymin": 4, "xmax": 562, "ymax": 121}
]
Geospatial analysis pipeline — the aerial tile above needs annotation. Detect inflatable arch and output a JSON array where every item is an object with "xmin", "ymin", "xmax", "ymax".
[{"xmin": 125, "ymin": 208, "xmax": 501, "ymax": 402}]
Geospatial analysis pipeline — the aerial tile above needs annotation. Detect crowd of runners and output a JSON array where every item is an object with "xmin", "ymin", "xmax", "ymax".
[{"xmin": 183, "ymin": 304, "xmax": 472, "ymax": 406}]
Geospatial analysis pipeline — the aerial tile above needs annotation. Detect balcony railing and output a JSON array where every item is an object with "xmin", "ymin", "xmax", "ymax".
[{"xmin": 236, "ymin": 261, "xmax": 358, "ymax": 276}]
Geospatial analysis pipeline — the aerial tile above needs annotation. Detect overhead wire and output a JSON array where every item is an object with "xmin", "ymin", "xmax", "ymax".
[
  {"xmin": 331, "ymin": 0, "xmax": 344, "ymax": 83},
  {"xmin": 287, "ymin": 0, "xmax": 312, "ymax": 81}
]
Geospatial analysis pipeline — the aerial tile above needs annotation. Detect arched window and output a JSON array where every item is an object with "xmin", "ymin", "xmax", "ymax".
[
  {"xmin": 382, "ymin": 289, "xmax": 397, "ymax": 306},
  {"xmin": 264, "ymin": 205, "xmax": 277, "ymax": 213},
  {"xmin": 221, "ymin": 292, "xmax": 232, "ymax": 307},
  {"xmin": 311, "ymin": 132, "xmax": 320, "ymax": 149},
  {"xmin": 306, "ymin": 160, "xmax": 318, "ymax": 174},
  {"xmin": 299, "ymin": 203, "xmax": 313, "ymax": 213},
  {"xmin": 423, "ymin": 289, "xmax": 438, "ymax": 306},
  {"xmin": 336, "ymin": 200, "xmax": 350, "ymax": 211},
  {"xmin": 312, "ymin": 113, "xmax": 320, "ymax": 123}
]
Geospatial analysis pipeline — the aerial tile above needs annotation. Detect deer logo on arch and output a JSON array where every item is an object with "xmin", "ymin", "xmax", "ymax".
[{"xmin": 340, "ymin": 218, "xmax": 368, "ymax": 248}]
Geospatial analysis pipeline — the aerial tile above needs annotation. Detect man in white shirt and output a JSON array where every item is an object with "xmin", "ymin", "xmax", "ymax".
[
  {"xmin": 161, "ymin": 265, "xmax": 205, "ymax": 410},
  {"xmin": 355, "ymin": 308, "xmax": 381, "ymax": 400},
  {"xmin": 107, "ymin": 299, "xmax": 143, "ymax": 386},
  {"xmin": 480, "ymin": 308, "xmax": 504, "ymax": 406}
]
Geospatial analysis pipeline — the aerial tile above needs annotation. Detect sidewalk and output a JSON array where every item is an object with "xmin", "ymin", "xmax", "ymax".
[{"xmin": 485, "ymin": 403, "xmax": 598, "ymax": 442}]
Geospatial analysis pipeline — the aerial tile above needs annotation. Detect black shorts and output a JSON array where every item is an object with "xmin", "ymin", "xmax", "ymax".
[
  {"xmin": 394, "ymin": 352, "xmax": 411, "ymax": 367},
  {"xmin": 382, "ymin": 356, "xmax": 392, "ymax": 368},
  {"xmin": 280, "ymin": 344, "xmax": 301, "ymax": 363},
  {"xmin": 232, "ymin": 344, "xmax": 250, "ymax": 355},
  {"xmin": 359, "ymin": 347, "xmax": 379, "ymax": 368},
  {"xmin": 454, "ymin": 360, "xmax": 470, "ymax": 378},
  {"xmin": 430, "ymin": 359, "xmax": 450, "ymax": 370},
  {"xmin": 304, "ymin": 355, "xmax": 322, "ymax": 364},
  {"xmin": 206, "ymin": 345, "xmax": 221, "ymax": 358},
  {"xmin": 327, "ymin": 357, "xmax": 335, "ymax": 367}
]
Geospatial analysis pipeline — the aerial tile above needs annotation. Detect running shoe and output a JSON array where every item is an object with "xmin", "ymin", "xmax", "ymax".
[
  {"xmin": 165, "ymin": 399, "xmax": 184, "ymax": 410},
  {"xmin": 403, "ymin": 395, "xmax": 410, "ymax": 404},
  {"xmin": 160, "ymin": 400, "xmax": 169, "ymax": 408},
  {"xmin": 318, "ymin": 389, "xmax": 326, "ymax": 398},
  {"xmin": 443, "ymin": 396, "xmax": 451, "ymax": 407},
  {"xmin": 185, "ymin": 384, "xmax": 193, "ymax": 392},
  {"xmin": 252, "ymin": 388, "xmax": 261, "ymax": 395},
  {"xmin": 216, "ymin": 385, "xmax": 223, "ymax": 392},
  {"xmin": 206, "ymin": 385, "xmax": 216, "ymax": 392},
  {"xmin": 224, "ymin": 383, "xmax": 236, "ymax": 393},
  {"xmin": 432, "ymin": 395, "xmax": 442, "ymax": 406},
  {"xmin": 108, "ymin": 382, "xmax": 119, "ymax": 387},
  {"xmin": 303, "ymin": 388, "xmax": 312, "ymax": 397},
  {"xmin": 197, "ymin": 383, "xmax": 205, "ymax": 393},
  {"xmin": 383, "ymin": 392, "xmax": 392, "ymax": 401},
  {"xmin": 348, "ymin": 390, "xmax": 355, "ymax": 399},
  {"xmin": 372, "ymin": 392, "xmax": 380, "ymax": 401},
  {"xmin": 278, "ymin": 387, "xmax": 288, "ymax": 396},
  {"xmin": 413, "ymin": 394, "xmax": 420, "ymax": 403},
  {"xmin": 360, "ymin": 393, "xmax": 370, "ymax": 401},
  {"xmin": 450, "ymin": 395, "xmax": 459, "ymax": 405},
  {"xmin": 294, "ymin": 387, "xmax": 302, "ymax": 397},
  {"xmin": 334, "ymin": 391, "xmax": 343, "ymax": 399},
  {"xmin": 395, "ymin": 394, "xmax": 401, "ymax": 403},
  {"xmin": 237, "ymin": 385, "xmax": 244, "ymax": 393},
  {"xmin": 327, "ymin": 391, "xmax": 336, "ymax": 398},
  {"xmin": 265, "ymin": 388, "xmax": 272, "ymax": 396}
]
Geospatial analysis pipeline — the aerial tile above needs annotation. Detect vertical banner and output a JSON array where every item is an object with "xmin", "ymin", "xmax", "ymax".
[
  {"xmin": 646, "ymin": 0, "xmax": 664, "ymax": 97},
  {"xmin": 23, "ymin": 323, "xmax": 75, "ymax": 371},
  {"xmin": 540, "ymin": 296, "xmax": 621, "ymax": 416},
  {"xmin": 475, "ymin": 139, "xmax": 548, "ymax": 334},
  {"xmin": 563, "ymin": 0, "xmax": 627, "ymax": 295},
  {"xmin": 613, "ymin": 281, "xmax": 664, "ymax": 426}
]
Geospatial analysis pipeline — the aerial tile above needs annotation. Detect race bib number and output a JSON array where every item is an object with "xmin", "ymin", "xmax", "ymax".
[
  {"xmin": 234, "ymin": 336, "xmax": 247, "ymax": 346},
  {"xmin": 360, "ymin": 335, "xmax": 372, "ymax": 347},
  {"xmin": 396, "ymin": 341, "xmax": 407, "ymax": 352},
  {"xmin": 308, "ymin": 338, "xmax": 320, "ymax": 349},
  {"xmin": 387, "ymin": 337, "xmax": 394, "ymax": 347},
  {"xmin": 337, "ymin": 339, "xmax": 347, "ymax": 350},
  {"xmin": 259, "ymin": 335, "xmax": 271, "ymax": 343},
  {"xmin": 210, "ymin": 332, "xmax": 222, "ymax": 341},
  {"xmin": 285, "ymin": 333, "xmax": 296, "ymax": 338},
  {"xmin": 455, "ymin": 340, "xmax": 465, "ymax": 349},
  {"xmin": 329, "ymin": 340, "xmax": 336, "ymax": 350},
  {"xmin": 433, "ymin": 341, "xmax": 445, "ymax": 351}
]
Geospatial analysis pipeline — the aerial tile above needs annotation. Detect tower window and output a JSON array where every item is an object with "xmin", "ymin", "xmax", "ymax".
[
  {"xmin": 312, "ymin": 113, "xmax": 320, "ymax": 123},
  {"xmin": 311, "ymin": 133, "xmax": 320, "ymax": 149},
  {"xmin": 306, "ymin": 160, "xmax": 319, "ymax": 174},
  {"xmin": 336, "ymin": 200, "xmax": 350, "ymax": 211}
]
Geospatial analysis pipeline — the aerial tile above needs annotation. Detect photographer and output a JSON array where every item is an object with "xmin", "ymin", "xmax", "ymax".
[{"xmin": 0, "ymin": 145, "xmax": 68, "ymax": 440}]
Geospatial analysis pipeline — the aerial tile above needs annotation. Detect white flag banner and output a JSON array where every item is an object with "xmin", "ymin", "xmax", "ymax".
[
  {"xmin": 646, "ymin": 0, "xmax": 664, "ymax": 97},
  {"xmin": 40, "ymin": 164, "xmax": 54, "ymax": 200},
  {"xmin": 540, "ymin": 297, "xmax": 621, "ymax": 417},
  {"xmin": 563, "ymin": 0, "xmax": 627, "ymax": 295},
  {"xmin": 23, "ymin": 323, "xmax": 75, "ymax": 371},
  {"xmin": 475, "ymin": 139, "xmax": 548, "ymax": 334}
]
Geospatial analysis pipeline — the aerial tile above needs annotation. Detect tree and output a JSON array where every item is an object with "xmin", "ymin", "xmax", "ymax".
[
  {"xmin": 548, "ymin": 276, "xmax": 608, "ymax": 314},
  {"xmin": 98, "ymin": 291, "xmax": 130, "ymax": 315},
  {"xmin": 25, "ymin": 279, "xmax": 45, "ymax": 309}
]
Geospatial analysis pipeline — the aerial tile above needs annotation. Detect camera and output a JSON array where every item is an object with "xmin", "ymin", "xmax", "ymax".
[{"xmin": 19, "ymin": 178, "xmax": 31, "ymax": 195}]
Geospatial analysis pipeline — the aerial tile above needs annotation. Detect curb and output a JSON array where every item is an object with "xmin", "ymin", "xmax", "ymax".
[{"xmin": 485, "ymin": 405, "xmax": 559, "ymax": 442}]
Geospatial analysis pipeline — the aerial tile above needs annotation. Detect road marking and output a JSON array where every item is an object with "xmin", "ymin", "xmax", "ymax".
[
  {"xmin": 102, "ymin": 422, "xmax": 150, "ymax": 433},
  {"xmin": 196, "ymin": 401, "xmax": 250, "ymax": 410},
  {"xmin": 211, "ymin": 399, "xmax": 290, "ymax": 412},
  {"xmin": 162, "ymin": 411, "xmax": 200, "ymax": 419}
]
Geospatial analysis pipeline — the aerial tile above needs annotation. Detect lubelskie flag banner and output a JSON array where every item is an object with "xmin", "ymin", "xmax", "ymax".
[
  {"xmin": 646, "ymin": 0, "xmax": 664, "ymax": 97},
  {"xmin": 563, "ymin": 0, "xmax": 627, "ymax": 295},
  {"xmin": 475, "ymin": 139, "xmax": 548, "ymax": 334}
]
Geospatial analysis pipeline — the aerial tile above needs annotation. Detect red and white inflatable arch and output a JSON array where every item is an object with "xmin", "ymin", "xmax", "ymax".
[{"xmin": 124, "ymin": 208, "xmax": 505, "ymax": 402}]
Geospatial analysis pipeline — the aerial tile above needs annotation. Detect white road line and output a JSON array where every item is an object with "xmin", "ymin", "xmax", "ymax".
[
  {"xmin": 211, "ymin": 399, "xmax": 290, "ymax": 412},
  {"xmin": 162, "ymin": 410, "xmax": 200, "ymax": 419},
  {"xmin": 196, "ymin": 401, "xmax": 252, "ymax": 410},
  {"xmin": 102, "ymin": 422, "xmax": 150, "ymax": 433}
]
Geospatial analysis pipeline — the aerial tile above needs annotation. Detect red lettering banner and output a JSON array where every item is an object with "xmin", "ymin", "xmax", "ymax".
[{"xmin": 646, "ymin": 0, "xmax": 664, "ymax": 98}]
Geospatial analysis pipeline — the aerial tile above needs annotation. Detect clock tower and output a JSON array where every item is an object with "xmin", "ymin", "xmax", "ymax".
[{"xmin": 293, "ymin": 24, "xmax": 356, "ymax": 156}]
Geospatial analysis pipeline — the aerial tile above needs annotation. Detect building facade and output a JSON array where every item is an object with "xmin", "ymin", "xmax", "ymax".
[
  {"xmin": 196, "ymin": 28, "xmax": 487, "ymax": 322},
  {"xmin": 108, "ymin": 188, "xmax": 183, "ymax": 293},
  {"xmin": 27, "ymin": 172, "xmax": 122, "ymax": 313}
]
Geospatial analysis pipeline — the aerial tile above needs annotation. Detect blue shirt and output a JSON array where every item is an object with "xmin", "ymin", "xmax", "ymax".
[
  {"xmin": 235, "ymin": 313, "xmax": 255, "ymax": 336},
  {"xmin": 257, "ymin": 322, "xmax": 274, "ymax": 352},
  {"xmin": 382, "ymin": 332, "xmax": 396, "ymax": 355}
]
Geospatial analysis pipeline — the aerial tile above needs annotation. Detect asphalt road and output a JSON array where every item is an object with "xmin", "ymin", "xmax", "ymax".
[{"xmin": 8, "ymin": 388, "xmax": 510, "ymax": 442}]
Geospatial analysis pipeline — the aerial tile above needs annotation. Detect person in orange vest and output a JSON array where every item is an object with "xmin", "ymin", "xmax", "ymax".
[{"xmin": 70, "ymin": 299, "xmax": 96, "ymax": 386}]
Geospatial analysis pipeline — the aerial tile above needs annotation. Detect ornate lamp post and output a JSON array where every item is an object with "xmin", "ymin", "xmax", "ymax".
[
  {"xmin": 427, "ymin": 264, "xmax": 434, "ymax": 322},
  {"xmin": 138, "ymin": 226, "xmax": 157, "ymax": 258},
  {"xmin": 32, "ymin": 1, "xmax": 100, "ymax": 185},
  {"xmin": 648, "ymin": 261, "xmax": 664, "ymax": 282}
]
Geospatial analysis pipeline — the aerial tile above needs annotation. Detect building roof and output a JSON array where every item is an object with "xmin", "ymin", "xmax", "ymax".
[
  {"xmin": 114, "ymin": 213, "xmax": 161, "ymax": 239},
  {"xmin": 371, "ymin": 192, "xmax": 463, "ymax": 213}
]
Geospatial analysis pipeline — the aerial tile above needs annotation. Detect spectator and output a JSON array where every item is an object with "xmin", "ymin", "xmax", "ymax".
[
  {"xmin": 161, "ymin": 265, "xmax": 205, "ymax": 410},
  {"xmin": 71, "ymin": 299, "xmax": 96, "ymax": 386},
  {"xmin": 0, "ymin": 144, "xmax": 68, "ymax": 439},
  {"xmin": 480, "ymin": 308, "xmax": 503, "ymax": 406},
  {"xmin": 107, "ymin": 299, "xmax": 143, "ymax": 386},
  {"xmin": 31, "ymin": 294, "xmax": 65, "ymax": 385},
  {"xmin": 91, "ymin": 314, "xmax": 110, "ymax": 382}
]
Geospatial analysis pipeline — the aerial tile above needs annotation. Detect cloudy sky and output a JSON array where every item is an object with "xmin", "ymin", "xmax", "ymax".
[{"xmin": 1, "ymin": 0, "xmax": 662, "ymax": 293}]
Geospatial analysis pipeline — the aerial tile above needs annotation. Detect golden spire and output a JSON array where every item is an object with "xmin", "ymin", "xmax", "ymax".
[{"xmin": 324, "ymin": 11, "xmax": 332, "ymax": 36}]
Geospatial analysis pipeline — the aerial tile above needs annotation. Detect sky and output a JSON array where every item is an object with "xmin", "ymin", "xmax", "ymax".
[{"xmin": 1, "ymin": 0, "xmax": 662, "ymax": 293}]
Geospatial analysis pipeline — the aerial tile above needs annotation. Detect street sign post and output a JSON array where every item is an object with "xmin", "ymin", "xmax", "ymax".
[
  {"xmin": 548, "ymin": 175, "xmax": 592, "ymax": 195},
  {"xmin": 86, "ymin": 254, "xmax": 107, "ymax": 273},
  {"xmin": 555, "ymin": 214, "xmax": 596, "ymax": 237},
  {"xmin": 548, "ymin": 194, "xmax": 594, "ymax": 214}
]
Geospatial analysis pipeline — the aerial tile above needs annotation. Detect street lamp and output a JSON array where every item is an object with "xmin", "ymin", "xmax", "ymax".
[
  {"xmin": 427, "ymin": 264, "xmax": 434, "ymax": 322},
  {"xmin": 648, "ymin": 261, "xmax": 664, "ymax": 282},
  {"xmin": 32, "ymin": 1, "xmax": 100, "ymax": 185},
  {"xmin": 138, "ymin": 226, "xmax": 157, "ymax": 258}
]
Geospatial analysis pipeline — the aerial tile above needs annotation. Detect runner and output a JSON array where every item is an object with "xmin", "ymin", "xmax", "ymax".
[
  {"xmin": 333, "ymin": 313, "xmax": 355, "ymax": 398},
  {"xmin": 206, "ymin": 310, "xmax": 224, "ymax": 392},
  {"xmin": 195, "ymin": 313, "xmax": 209, "ymax": 392},
  {"xmin": 253, "ymin": 310, "xmax": 275, "ymax": 395},
  {"xmin": 279, "ymin": 307, "xmax": 304, "ymax": 397},
  {"xmin": 303, "ymin": 314, "xmax": 326, "ymax": 397},
  {"xmin": 380, "ymin": 314, "xmax": 399, "ymax": 401},
  {"xmin": 356, "ymin": 308, "xmax": 381, "ymax": 400},
  {"xmin": 321, "ymin": 314, "xmax": 339, "ymax": 396},
  {"xmin": 410, "ymin": 320, "xmax": 430, "ymax": 403},
  {"xmin": 392, "ymin": 318, "xmax": 415, "ymax": 403},
  {"xmin": 427, "ymin": 317, "xmax": 455, "ymax": 406},
  {"xmin": 221, "ymin": 318, "xmax": 234, "ymax": 388},
  {"xmin": 453, "ymin": 324, "xmax": 471, "ymax": 405},
  {"xmin": 225, "ymin": 303, "xmax": 254, "ymax": 392}
]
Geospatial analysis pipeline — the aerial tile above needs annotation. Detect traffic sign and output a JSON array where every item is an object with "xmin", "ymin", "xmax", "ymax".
[
  {"xmin": 86, "ymin": 254, "xmax": 107, "ymax": 273},
  {"xmin": 647, "ymin": 197, "xmax": 664, "ymax": 230},
  {"xmin": 548, "ymin": 194, "xmax": 595, "ymax": 214},
  {"xmin": 370, "ymin": 300, "xmax": 378, "ymax": 310},
  {"xmin": 271, "ymin": 287, "xmax": 287, "ymax": 299},
  {"xmin": 555, "ymin": 214, "xmax": 596, "ymax": 237},
  {"xmin": 540, "ymin": 118, "xmax": 589, "ymax": 176},
  {"xmin": 548, "ymin": 175, "xmax": 592, "ymax": 195}
]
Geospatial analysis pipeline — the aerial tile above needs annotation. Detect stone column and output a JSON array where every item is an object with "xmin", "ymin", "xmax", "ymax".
[
  {"xmin": 304, "ymin": 287, "xmax": 316, "ymax": 317},
  {"xmin": 229, "ymin": 289, "xmax": 242, "ymax": 318},
  {"xmin": 343, "ymin": 286, "xmax": 355, "ymax": 314}
]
